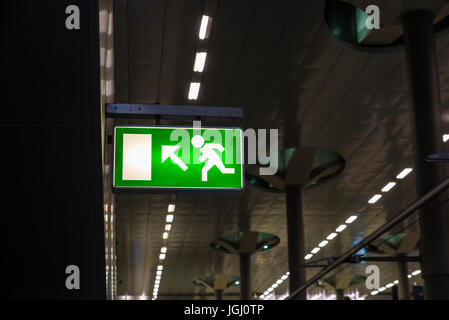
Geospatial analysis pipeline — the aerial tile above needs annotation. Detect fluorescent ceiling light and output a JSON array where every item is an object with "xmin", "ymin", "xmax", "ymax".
[
  {"xmin": 163, "ymin": 232, "xmax": 169, "ymax": 239},
  {"xmin": 161, "ymin": 247, "xmax": 167, "ymax": 254},
  {"xmin": 396, "ymin": 168, "xmax": 413, "ymax": 179},
  {"xmin": 371, "ymin": 290, "xmax": 378, "ymax": 295},
  {"xmin": 368, "ymin": 194, "xmax": 382, "ymax": 204},
  {"xmin": 157, "ymin": 265, "xmax": 163, "ymax": 271},
  {"xmin": 381, "ymin": 182, "xmax": 397, "ymax": 192},
  {"xmin": 188, "ymin": 82, "xmax": 201, "ymax": 100},
  {"xmin": 281, "ymin": 275, "xmax": 288, "ymax": 280},
  {"xmin": 168, "ymin": 204, "xmax": 176, "ymax": 213},
  {"xmin": 166, "ymin": 214, "xmax": 174, "ymax": 223},
  {"xmin": 260, "ymin": 295, "xmax": 265, "ymax": 299},
  {"xmin": 345, "ymin": 216, "xmax": 358, "ymax": 224},
  {"xmin": 318, "ymin": 240, "xmax": 328, "ymax": 247},
  {"xmin": 311, "ymin": 247, "xmax": 320, "ymax": 254},
  {"xmin": 154, "ymin": 284, "xmax": 159, "ymax": 289},
  {"xmin": 304, "ymin": 254, "xmax": 313, "ymax": 260},
  {"xmin": 155, "ymin": 280, "xmax": 160, "ymax": 284},
  {"xmin": 443, "ymin": 134, "xmax": 449, "ymax": 142},
  {"xmin": 408, "ymin": 274, "xmax": 412, "ymax": 279},
  {"xmin": 276, "ymin": 280, "xmax": 283, "ymax": 285},
  {"xmin": 156, "ymin": 270, "xmax": 162, "ymax": 276},
  {"xmin": 156, "ymin": 275, "xmax": 161, "ymax": 280},
  {"xmin": 378, "ymin": 287, "xmax": 386, "ymax": 292},
  {"xmin": 264, "ymin": 291, "xmax": 270, "ymax": 296},
  {"xmin": 385, "ymin": 283, "xmax": 394, "ymax": 288},
  {"xmin": 286, "ymin": 272, "xmax": 290, "ymax": 275},
  {"xmin": 199, "ymin": 15, "xmax": 209, "ymax": 39},
  {"xmin": 327, "ymin": 233, "xmax": 337, "ymax": 240},
  {"xmin": 394, "ymin": 280, "xmax": 399, "ymax": 284},
  {"xmin": 193, "ymin": 52, "xmax": 207, "ymax": 72},
  {"xmin": 335, "ymin": 224, "xmax": 347, "ymax": 232},
  {"xmin": 267, "ymin": 287, "xmax": 273, "ymax": 292},
  {"xmin": 412, "ymin": 270, "xmax": 421, "ymax": 276},
  {"xmin": 272, "ymin": 283, "xmax": 278, "ymax": 289},
  {"xmin": 159, "ymin": 253, "xmax": 166, "ymax": 260},
  {"xmin": 165, "ymin": 224, "xmax": 171, "ymax": 231}
]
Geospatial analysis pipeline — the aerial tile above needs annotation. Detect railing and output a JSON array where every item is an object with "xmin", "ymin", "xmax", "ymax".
[{"xmin": 287, "ymin": 176, "xmax": 449, "ymax": 299}]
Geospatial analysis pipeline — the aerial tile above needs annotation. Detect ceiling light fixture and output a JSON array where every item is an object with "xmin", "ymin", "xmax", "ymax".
[
  {"xmin": 335, "ymin": 224, "xmax": 347, "ymax": 232},
  {"xmin": 311, "ymin": 247, "xmax": 320, "ymax": 254},
  {"xmin": 327, "ymin": 233, "xmax": 337, "ymax": 240},
  {"xmin": 188, "ymin": 82, "xmax": 200, "ymax": 100},
  {"xmin": 396, "ymin": 168, "xmax": 413, "ymax": 179},
  {"xmin": 345, "ymin": 216, "xmax": 358, "ymax": 224},
  {"xmin": 305, "ymin": 254, "xmax": 313, "ymax": 260},
  {"xmin": 199, "ymin": 15, "xmax": 209, "ymax": 39},
  {"xmin": 168, "ymin": 204, "xmax": 176, "ymax": 213},
  {"xmin": 166, "ymin": 214, "xmax": 174, "ymax": 223},
  {"xmin": 318, "ymin": 240, "xmax": 328, "ymax": 247},
  {"xmin": 381, "ymin": 182, "xmax": 397, "ymax": 192},
  {"xmin": 193, "ymin": 52, "xmax": 207, "ymax": 72},
  {"xmin": 443, "ymin": 134, "xmax": 449, "ymax": 142},
  {"xmin": 368, "ymin": 194, "xmax": 382, "ymax": 204}
]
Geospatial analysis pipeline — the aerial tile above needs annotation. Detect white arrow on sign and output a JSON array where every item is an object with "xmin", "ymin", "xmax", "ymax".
[{"xmin": 162, "ymin": 145, "xmax": 188, "ymax": 171}]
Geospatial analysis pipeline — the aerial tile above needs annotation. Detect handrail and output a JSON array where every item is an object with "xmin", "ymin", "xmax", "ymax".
[{"xmin": 287, "ymin": 176, "xmax": 449, "ymax": 299}]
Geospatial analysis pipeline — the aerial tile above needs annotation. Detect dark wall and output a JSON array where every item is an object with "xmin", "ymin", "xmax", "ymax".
[{"xmin": 1, "ymin": 1, "xmax": 106, "ymax": 299}]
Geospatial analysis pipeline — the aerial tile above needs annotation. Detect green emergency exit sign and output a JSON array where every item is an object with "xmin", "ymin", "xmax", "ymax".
[{"xmin": 113, "ymin": 126, "xmax": 244, "ymax": 190}]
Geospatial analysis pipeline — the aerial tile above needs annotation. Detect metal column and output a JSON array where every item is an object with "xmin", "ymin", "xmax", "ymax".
[
  {"xmin": 239, "ymin": 195, "xmax": 252, "ymax": 300},
  {"xmin": 402, "ymin": 10, "xmax": 449, "ymax": 299},
  {"xmin": 286, "ymin": 185, "xmax": 306, "ymax": 300},
  {"xmin": 215, "ymin": 290, "xmax": 224, "ymax": 300},
  {"xmin": 397, "ymin": 257, "xmax": 410, "ymax": 300},
  {"xmin": 336, "ymin": 289, "xmax": 344, "ymax": 300}
]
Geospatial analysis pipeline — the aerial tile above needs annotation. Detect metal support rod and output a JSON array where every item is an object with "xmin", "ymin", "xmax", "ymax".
[
  {"xmin": 239, "ymin": 192, "xmax": 252, "ymax": 300},
  {"xmin": 215, "ymin": 290, "xmax": 223, "ymax": 300},
  {"xmin": 358, "ymin": 256, "xmax": 421, "ymax": 263},
  {"xmin": 286, "ymin": 185, "xmax": 306, "ymax": 300},
  {"xmin": 336, "ymin": 289, "xmax": 344, "ymax": 300},
  {"xmin": 287, "ymin": 176, "xmax": 449, "ymax": 299},
  {"xmin": 397, "ymin": 255, "xmax": 410, "ymax": 300},
  {"xmin": 402, "ymin": 9, "xmax": 449, "ymax": 299},
  {"xmin": 240, "ymin": 253, "xmax": 251, "ymax": 300}
]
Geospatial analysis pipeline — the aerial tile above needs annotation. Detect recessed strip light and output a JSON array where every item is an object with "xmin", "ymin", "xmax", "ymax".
[
  {"xmin": 381, "ymin": 182, "xmax": 397, "ymax": 192},
  {"xmin": 335, "ymin": 224, "xmax": 347, "ymax": 232},
  {"xmin": 345, "ymin": 216, "xmax": 358, "ymax": 224},
  {"xmin": 368, "ymin": 194, "xmax": 382, "ymax": 204},
  {"xmin": 157, "ymin": 265, "xmax": 163, "ymax": 271},
  {"xmin": 304, "ymin": 254, "xmax": 313, "ymax": 260},
  {"xmin": 199, "ymin": 15, "xmax": 210, "ymax": 39},
  {"xmin": 166, "ymin": 214, "xmax": 174, "ymax": 223},
  {"xmin": 161, "ymin": 247, "xmax": 167, "ymax": 254},
  {"xmin": 411, "ymin": 270, "xmax": 421, "ymax": 276},
  {"xmin": 318, "ymin": 240, "xmax": 328, "ymax": 247},
  {"xmin": 311, "ymin": 247, "xmax": 320, "ymax": 254},
  {"xmin": 327, "ymin": 233, "xmax": 337, "ymax": 240},
  {"xmin": 165, "ymin": 224, "xmax": 171, "ymax": 231},
  {"xmin": 163, "ymin": 232, "xmax": 169, "ymax": 239},
  {"xmin": 396, "ymin": 168, "xmax": 413, "ymax": 179},
  {"xmin": 188, "ymin": 82, "xmax": 201, "ymax": 100},
  {"xmin": 193, "ymin": 52, "xmax": 207, "ymax": 72},
  {"xmin": 443, "ymin": 134, "xmax": 449, "ymax": 143},
  {"xmin": 168, "ymin": 204, "xmax": 176, "ymax": 213},
  {"xmin": 159, "ymin": 253, "xmax": 166, "ymax": 260}
]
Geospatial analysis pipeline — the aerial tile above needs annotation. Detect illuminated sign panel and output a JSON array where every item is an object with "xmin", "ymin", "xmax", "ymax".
[{"xmin": 113, "ymin": 126, "xmax": 244, "ymax": 190}]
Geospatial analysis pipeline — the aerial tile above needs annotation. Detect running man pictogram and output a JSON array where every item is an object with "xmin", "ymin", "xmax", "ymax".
[{"xmin": 191, "ymin": 135, "xmax": 235, "ymax": 181}]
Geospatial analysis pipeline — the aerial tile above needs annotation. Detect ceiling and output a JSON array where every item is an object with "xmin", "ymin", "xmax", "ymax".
[{"xmin": 110, "ymin": 0, "xmax": 449, "ymax": 299}]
